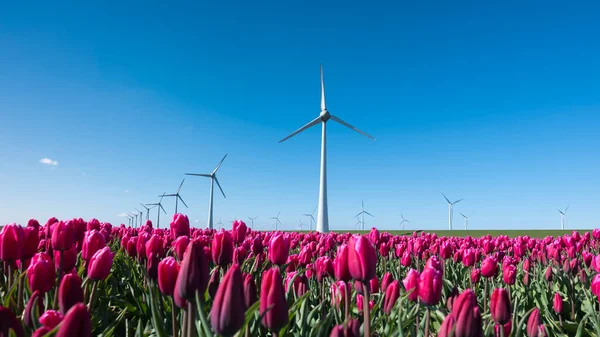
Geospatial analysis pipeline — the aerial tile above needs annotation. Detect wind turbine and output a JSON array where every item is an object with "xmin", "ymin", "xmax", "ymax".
[
  {"xmin": 248, "ymin": 216, "xmax": 258, "ymax": 230},
  {"xmin": 146, "ymin": 194, "xmax": 167, "ymax": 228},
  {"xmin": 125, "ymin": 214, "xmax": 133, "ymax": 227},
  {"xmin": 129, "ymin": 212, "xmax": 139, "ymax": 228},
  {"xmin": 186, "ymin": 154, "xmax": 227, "ymax": 229},
  {"xmin": 279, "ymin": 65, "xmax": 375, "ymax": 233},
  {"xmin": 134, "ymin": 208, "xmax": 143, "ymax": 227},
  {"xmin": 271, "ymin": 212, "xmax": 282, "ymax": 231},
  {"xmin": 302, "ymin": 207, "xmax": 317, "ymax": 231},
  {"xmin": 354, "ymin": 199, "xmax": 374, "ymax": 231},
  {"xmin": 558, "ymin": 206, "xmax": 569, "ymax": 230},
  {"xmin": 459, "ymin": 212, "xmax": 474, "ymax": 230},
  {"xmin": 140, "ymin": 203, "xmax": 154, "ymax": 222},
  {"xmin": 399, "ymin": 213, "xmax": 411, "ymax": 230},
  {"xmin": 216, "ymin": 218, "xmax": 224, "ymax": 230},
  {"xmin": 159, "ymin": 179, "xmax": 189, "ymax": 214},
  {"xmin": 442, "ymin": 193, "xmax": 463, "ymax": 231},
  {"xmin": 297, "ymin": 219, "xmax": 305, "ymax": 231}
]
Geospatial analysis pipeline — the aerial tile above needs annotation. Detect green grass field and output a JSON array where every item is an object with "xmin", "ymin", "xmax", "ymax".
[{"xmin": 337, "ymin": 229, "xmax": 589, "ymax": 238}]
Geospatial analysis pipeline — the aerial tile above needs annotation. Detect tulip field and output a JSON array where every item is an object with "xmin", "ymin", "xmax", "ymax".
[{"xmin": 3, "ymin": 216, "xmax": 600, "ymax": 336}]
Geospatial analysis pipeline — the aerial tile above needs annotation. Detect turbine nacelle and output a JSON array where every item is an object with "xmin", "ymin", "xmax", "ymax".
[{"xmin": 320, "ymin": 109, "xmax": 331, "ymax": 122}]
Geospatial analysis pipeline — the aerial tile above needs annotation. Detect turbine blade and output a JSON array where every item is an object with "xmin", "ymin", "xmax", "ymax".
[
  {"xmin": 140, "ymin": 203, "xmax": 149, "ymax": 210},
  {"xmin": 460, "ymin": 212, "xmax": 467, "ymax": 218},
  {"xmin": 177, "ymin": 178, "xmax": 185, "ymax": 193},
  {"xmin": 364, "ymin": 211, "xmax": 375, "ymax": 218},
  {"xmin": 213, "ymin": 154, "xmax": 228, "ymax": 174},
  {"xmin": 178, "ymin": 195, "xmax": 189, "ymax": 208},
  {"xmin": 354, "ymin": 212, "xmax": 362, "ymax": 218},
  {"xmin": 441, "ymin": 193, "xmax": 452, "ymax": 204},
  {"xmin": 214, "ymin": 176, "xmax": 226, "ymax": 198},
  {"xmin": 453, "ymin": 198, "xmax": 464, "ymax": 204},
  {"xmin": 320, "ymin": 64, "xmax": 326, "ymax": 111},
  {"xmin": 185, "ymin": 173, "xmax": 212, "ymax": 177},
  {"xmin": 279, "ymin": 117, "xmax": 321, "ymax": 143},
  {"xmin": 565, "ymin": 205, "xmax": 570, "ymax": 213},
  {"xmin": 160, "ymin": 203, "xmax": 167, "ymax": 214},
  {"xmin": 330, "ymin": 115, "xmax": 375, "ymax": 140}
]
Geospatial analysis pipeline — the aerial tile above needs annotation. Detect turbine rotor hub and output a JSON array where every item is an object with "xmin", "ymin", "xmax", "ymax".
[{"xmin": 320, "ymin": 109, "xmax": 330, "ymax": 121}]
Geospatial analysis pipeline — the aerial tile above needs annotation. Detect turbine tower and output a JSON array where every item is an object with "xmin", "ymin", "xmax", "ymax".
[
  {"xmin": 134, "ymin": 208, "xmax": 143, "ymax": 227},
  {"xmin": 125, "ymin": 214, "xmax": 133, "ymax": 227},
  {"xmin": 279, "ymin": 65, "xmax": 375, "ymax": 233},
  {"xmin": 271, "ymin": 212, "xmax": 282, "ymax": 231},
  {"xmin": 460, "ymin": 213, "xmax": 469, "ymax": 230},
  {"xmin": 302, "ymin": 207, "xmax": 317, "ymax": 231},
  {"xmin": 399, "ymin": 213, "xmax": 411, "ymax": 230},
  {"xmin": 186, "ymin": 154, "xmax": 227, "ymax": 229},
  {"xmin": 130, "ymin": 212, "xmax": 139, "ymax": 228},
  {"xmin": 558, "ymin": 206, "xmax": 569, "ymax": 230},
  {"xmin": 442, "ymin": 193, "xmax": 463, "ymax": 231},
  {"xmin": 159, "ymin": 179, "xmax": 189, "ymax": 214},
  {"xmin": 248, "ymin": 216, "xmax": 258, "ymax": 230},
  {"xmin": 146, "ymin": 194, "xmax": 167, "ymax": 228},
  {"xmin": 354, "ymin": 199, "xmax": 374, "ymax": 231}
]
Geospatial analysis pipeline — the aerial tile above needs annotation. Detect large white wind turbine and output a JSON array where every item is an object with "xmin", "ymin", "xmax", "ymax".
[
  {"xmin": 459, "ymin": 212, "xmax": 474, "ymax": 230},
  {"xmin": 185, "ymin": 154, "xmax": 227, "ymax": 229},
  {"xmin": 558, "ymin": 206, "xmax": 569, "ymax": 230},
  {"xmin": 248, "ymin": 216, "xmax": 258, "ymax": 230},
  {"xmin": 442, "ymin": 193, "xmax": 463, "ymax": 231},
  {"xmin": 302, "ymin": 207, "xmax": 316, "ymax": 231},
  {"xmin": 146, "ymin": 193, "xmax": 167, "ymax": 228},
  {"xmin": 279, "ymin": 65, "xmax": 375, "ymax": 233}
]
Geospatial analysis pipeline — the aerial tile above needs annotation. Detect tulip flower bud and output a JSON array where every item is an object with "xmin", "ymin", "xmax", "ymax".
[
  {"xmin": 146, "ymin": 253, "xmax": 160, "ymax": 281},
  {"xmin": 55, "ymin": 246, "xmax": 77, "ymax": 272},
  {"xmin": 170, "ymin": 214, "xmax": 190, "ymax": 240},
  {"xmin": 158, "ymin": 257, "xmax": 179, "ymax": 297},
  {"xmin": 232, "ymin": 220, "xmax": 247, "ymax": 244},
  {"xmin": 526, "ymin": 308, "xmax": 542, "ymax": 337},
  {"xmin": 369, "ymin": 277, "xmax": 380, "ymax": 293},
  {"xmin": 591, "ymin": 274, "xmax": 600, "ymax": 297},
  {"xmin": 22, "ymin": 226, "xmax": 40, "ymax": 260},
  {"xmin": 329, "ymin": 319, "xmax": 360, "ymax": 337},
  {"xmin": 0, "ymin": 224, "xmax": 24, "ymax": 261},
  {"xmin": 490, "ymin": 288, "xmax": 511, "ymax": 324},
  {"xmin": 383, "ymin": 280, "xmax": 400, "ymax": 314},
  {"xmin": 545, "ymin": 266, "xmax": 553, "ymax": 283},
  {"xmin": 330, "ymin": 281, "xmax": 348, "ymax": 309},
  {"xmin": 446, "ymin": 286, "xmax": 459, "ymax": 311},
  {"xmin": 175, "ymin": 240, "xmax": 209, "ymax": 301},
  {"xmin": 23, "ymin": 290, "xmax": 44, "ymax": 327},
  {"xmin": 553, "ymin": 293, "xmax": 563, "ymax": 314},
  {"xmin": 334, "ymin": 245, "xmax": 351, "ymax": 282},
  {"xmin": 471, "ymin": 268, "xmax": 481, "ymax": 284},
  {"xmin": 418, "ymin": 267, "xmax": 443, "ymax": 305},
  {"xmin": 145, "ymin": 234, "xmax": 163, "ymax": 260},
  {"xmin": 381, "ymin": 272, "xmax": 393, "ymax": 293},
  {"xmin": 437, "ymin": 315, "xmax": 456, "ymax": 337},
  {"xmin": 210, "ymin": 264, "xmax": 245, "ymax": 337},
  {"xmin": 27, "ymin": 253, "xmax": 56, "ymax": 294},
  {"xmin": 51, "ymin": 221, "xmax": 74, "ymax": 251},
  {"xmin": 347, "ymin": 235, "xmax": 377, "ymax": 282},
  {"xmin": 268, "ymin": 234, "xmax": 290, "ymax": 266},
  {"xmin": 402, "ymin": 269, "xmax": 420, "ymax": 302},
  {"xmin": 495, "ymin": 321, "xmax": 512, "ymax": 337},
  {"xmin": 81, "ymin": 230, "xmax": 106, "ymax": 262},
  {"xmin": 56, "ymin": 303, "xmax": 92, "ymax": 337},
  {"xmin": 260, "ymin": 268, "xmax": 289, "ymax": 331},
  {"xmin": 243, "ymin": 273, "xmax": 258, "ymax": 308},
  {"xmin": 212, "ymin": 230, "xmax": 234, "ymax": 267},
  {"xmin": 481, "ymin": 256, "xmax": 498, "ymax": 278},
  {"xmin": 173, "ymin": 236, "xmax": 190, "ymax": 261},
  {"xmin": 451, "ymin": 289, "xmax": 482, "ymax": 337},
  {"xmin": 0, "ymin": 306, "xmax": 24, "ymax": 337},
  {"xmin": 39, "ymin": 310, "xmax": 63, "ymax": 328},
  {"xmin": 208, "ymin": 267, "xmax": 222, "ymax": 299},
  {"xmin": 58, "ymin": 272, "xmax": 84, "ymax": 315},
  {"xmin": 88, "ymin": 247, "xmax": 114, "ymax": 281},
  {"xmin": 356, "ymin": 294, "xmax": 375, "ymax": 313},
  {"xmin": 503, "ymin": 264, "xmax": 516, "ymax": 285}
]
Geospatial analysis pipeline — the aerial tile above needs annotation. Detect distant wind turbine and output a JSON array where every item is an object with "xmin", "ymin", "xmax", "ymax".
[
  {"xmin": 302, "ymin": 207, "xmax": 317, "ymax": 231},
  {"xmin": 146, "ymin": 193, "xmax": 167, "ymax": 228},
  {"xmin": 459, "ymin": 212, "xmax": 475, "ymax": 230},
  {"xmin": 125, "ymin": 214, "xmax": 133, "ymax": 227},
  {"xmin": 442, "ymin": 193, "xmax": 463, "ymax": 231},
  {"xmin": 558, "ymin": 206, "xmax": 569, "ymax": 230},
  {"xmin": 140, "ymin": 203, "xmax": 155, "ymax": 222},
  {"xmin": 134, "ymin": 208, "xmax": 143, "ymax": 227},
  {"xmin": 279, "ymin": 65, "xmax": 375, "ymax": 233},
  {"xmin": 216, "ymin": 218, "xmax": 224, "ymax": 230},
  {"xmin": 248, "ymin": 216, "xmax": 258, "ymax": 230},
  {"xmin": 399, "ymin": 213, "xmax": 411, "ymax": 230},
  {"xmin": 355, "ymin": 199, "xmax": 374, "ymax": 231},
  {"xmin": 159, "ymin": 179, "xmax": 188, "ymax": 214},
  {"xmin": 271, "ymin": 212, "xmax": 282, "ymax": 231},
  {"xmin": 297, "ymin": 219, "xmax": 305, "ymax": 231},
  {"xmin": 186, "ymin": 154, "xmax": 227, "ymax": 229}
]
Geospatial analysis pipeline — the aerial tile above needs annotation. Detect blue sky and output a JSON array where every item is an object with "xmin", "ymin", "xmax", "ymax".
[{"xmin": 1, "ymin": 1, "xmax": 600, "ymax": 231}]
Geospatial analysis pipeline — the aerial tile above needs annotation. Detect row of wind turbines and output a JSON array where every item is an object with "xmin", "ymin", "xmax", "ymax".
[{"xmin": 120, "ymin": 65, "xmax": 572, "ymax": 233}]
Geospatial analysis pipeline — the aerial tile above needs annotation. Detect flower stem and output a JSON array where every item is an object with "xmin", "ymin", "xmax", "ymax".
[
  {"xmin": 17, "ymin": 260, "xmax": 25, "ymax": 313},
  {"xmin": 362, "ymin": 283, "xmax": 371, "ymax": 337},
  {"xmin": 181, "ymin": 310, "xmax": 188, "ymax": 337},
  {"xmin": 344, "ymin": 282, "xmax": 350, "ymax": 323},
  {"xmin": 171, "ymin": 297, "xmax": 178, "ymax": 337},
  {"xmin": 187, "ymin": 301, "xmax": 197, "ymax": 337},
  {"xmin": 424, "ymin": 307, "xmax": 430, "ymax": 337},
  {"xmin": 499, "ymin": 324, "xmax": 505, "ymax": 337},
  {"xmin": 88, "ymin": 281, "xmax": 98, "ymax": 310},
  {"xmin": 54, "ymin": 250, "xmax": 64, "ymax": 309}
]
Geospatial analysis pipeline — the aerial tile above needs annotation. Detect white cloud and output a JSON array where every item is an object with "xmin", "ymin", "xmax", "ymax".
[
  {"xmin": 124, "ymin": 189, "xmax": 129, "ymax": 193},
  {"xmin": 117, "ymin": 213, "xmax": 129, "ymax": 217},
  {"xmin": 39, "ymin": 158, "xmax": 58, "ymax": 166},
  {"xmin": 194, "ymin": 220, "xmax": 201, "ymax": 223}
]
